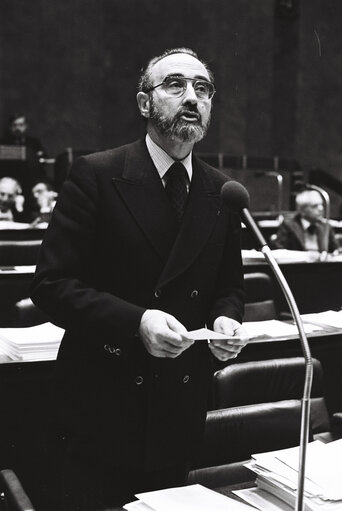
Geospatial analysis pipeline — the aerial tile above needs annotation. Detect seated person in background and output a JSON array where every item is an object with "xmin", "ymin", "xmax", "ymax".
[
  {"xmin": 0, "ymin": 176, "xmax": 28, "ymax": 222},
  {"xmin": 31, "ymin": 181, "xmax": 58, "ymax": 224},
  {"xmin": 1, "ymin": 113, "xmax": 47, "ymax": 158},
  {"xmin": 273, "ymin": 190, "xmax": 340, "ymax": 253}
]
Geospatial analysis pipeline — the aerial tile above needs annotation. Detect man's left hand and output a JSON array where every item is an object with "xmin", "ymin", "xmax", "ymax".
[{"xmin": 208, "ymin": 316, "xmax": 249, "ymax": 361}]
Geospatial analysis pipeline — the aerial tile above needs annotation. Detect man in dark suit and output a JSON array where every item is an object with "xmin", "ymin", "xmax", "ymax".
[
  {"xmin": 30, "ymin": 47, "xmax": 248, "ymax": 510},
  {"xmin": 273, "ymin": 190, "xmax": 340, "ymax": 254},
  {"xmin": 1, "ymin": 113, "xmax": 46, "ymax": 158}
]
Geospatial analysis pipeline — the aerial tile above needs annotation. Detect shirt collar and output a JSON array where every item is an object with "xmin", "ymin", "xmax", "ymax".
[
  {"xmin": 301, "ymin": 217, "xmax": 312, "ymax": 231},
  {"xmin": 145, "ymin": 133, "xmax": 193, "ymax": 182}
]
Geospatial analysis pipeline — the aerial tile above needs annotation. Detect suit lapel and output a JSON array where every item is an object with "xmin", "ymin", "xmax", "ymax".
[
  {"xmin": 156, "ymin": 156, "xmax": 221, "ymax": 288},
  {"xmin": 112, "ymin": 140, "xmax": 179, "ymax": 262},
  {"xmin": 112, "ymin": 141, "xmax": 221, "ymax": 286},
  {"xmin": 291, "ymin": 216, "xmax": 306, "ymax": 249}
]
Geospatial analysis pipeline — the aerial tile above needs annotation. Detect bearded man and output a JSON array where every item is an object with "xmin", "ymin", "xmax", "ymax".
[{"xmin": 30, "ymin": 47, "xmax": 248, "ymax": 510}]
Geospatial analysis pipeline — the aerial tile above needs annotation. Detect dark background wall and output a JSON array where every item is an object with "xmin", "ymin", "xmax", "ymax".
[{"xmin": 1, "ymin": 0, "xmax": 342, "ymax": 183}]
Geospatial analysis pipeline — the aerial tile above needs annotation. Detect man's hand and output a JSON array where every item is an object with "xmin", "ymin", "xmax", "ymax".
[
  {"xmin": 208, "ymin": 316, "xmax": 249, "ymax": 362},
  {"xmin": 138, "ymin": 309, "xmax": 194, "ymax": 358},
  {"xmin": 14, "ymin": 194, "xmax": 25, "ymax": 213}
]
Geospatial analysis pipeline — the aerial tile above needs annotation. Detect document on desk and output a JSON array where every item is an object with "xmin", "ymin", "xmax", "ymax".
[
  {"xmin": 301, "ymin": 310, "xmax": 342, "ymax": 329},
  {"xmin": 242, "ymin": 320, "xmax": 322, "ymax": 339},
  {"xmin": 124, "ymin": 484, "xmax": 255, "ymax": 511}
]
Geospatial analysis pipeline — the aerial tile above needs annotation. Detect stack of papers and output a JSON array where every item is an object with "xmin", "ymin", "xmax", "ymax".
[
  {"xmin": 235, "ymin": 440, "xmax": 342, "ymax": 511},
  {"xmin": 0, "ymin": 322, "xmax": 64, "ymax": 361},
  {"xmin": 242, "ymin": 319, "xmax": 323, "ymax": 340},
  {"xmin": 301, "ymin": 310, "xmax": 342, "ymax": 329},
  {"xmin": 124, "ymin": 484, "xmax": 255, "ymax": 511},
  {"xmin": 242, "ymin": 249, "xmax": 312, "ymax": 264}
]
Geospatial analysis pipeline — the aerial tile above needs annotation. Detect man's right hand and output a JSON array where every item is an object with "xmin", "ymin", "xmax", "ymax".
[{"xmin": 138, "ymin": 309, "xmax": 194, "ymax": 358}]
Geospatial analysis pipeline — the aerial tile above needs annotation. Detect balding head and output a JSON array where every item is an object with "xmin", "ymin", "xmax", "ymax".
[
  {"xmin": 296, "ymin": 190, "xmax": 324, "ymax": 223},
  {"xmin": 0, "ymin": 177, "xmax": 22, "ymax": 211}
]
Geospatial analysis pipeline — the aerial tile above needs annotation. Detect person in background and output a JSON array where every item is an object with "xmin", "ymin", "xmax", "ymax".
[
  {"xmin": 273, "ymin": 189, "xmax": 340, "ymax": 253},
  {"xmin": 0, "ymin": 176, "xmax": 28, "ymax": 222},
  {"xmin": 30, "ymin": 181, "xmax": 58, "ymax": 225},
  {"xmin": 30, "ymin": 47, "xmax": 248, "ymax": 510},
  {"xmin": 1, "ymin": 113, "xmax": 47, "ymax": 158}
]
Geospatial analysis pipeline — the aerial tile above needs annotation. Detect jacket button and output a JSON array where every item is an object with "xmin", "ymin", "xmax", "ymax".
[
  {"xmin": 154, "ymin": 289, "xmax": 161, "ymax": 298},
  {"xmin": 135, "ymin": 376, "xmax": 144, "ymax": 385},
  {"xmin": 115, "ymin": 348, "xmax": 121, "ymax": 356},
  {"xmin": 190, "ymin": 289, "xmax": 199, "ymax": 299},
  {"xmin": 183, "ymin": 375, "xmax": 190, "ymax": 384}
]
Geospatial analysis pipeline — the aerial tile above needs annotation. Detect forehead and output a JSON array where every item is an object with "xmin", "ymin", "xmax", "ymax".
[
  {"xmin": 12, "ymin": 117, "xmax": 26, "ymax": 126},
  {"xmin": 0, "ymin": 181, "xmax": 15, "ymax": 193},
  {"xmin": 33, "ymin": 183, "xmax": 47, "ymax": 192},
  {"xmin": 150, "ymin": 53, "xmax": 210, "ymax": 83}
]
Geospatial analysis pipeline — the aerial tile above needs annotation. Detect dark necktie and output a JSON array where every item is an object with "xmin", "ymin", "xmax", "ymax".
[
  {"xmin": 307, "ymin": 223, "xmax": 317, "ymax": 235},
  {"xmin": 165, "ymin": 162, "xmax": 189, "ymax": 221}
]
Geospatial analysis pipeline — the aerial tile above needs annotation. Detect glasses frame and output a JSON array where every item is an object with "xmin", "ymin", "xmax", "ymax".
[{"xmin": 146, "ymin": 76, "xmax": 216, "ymax": 100}]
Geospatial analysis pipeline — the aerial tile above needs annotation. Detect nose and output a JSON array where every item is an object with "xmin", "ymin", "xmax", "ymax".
[{"xmin": 182, "ymin": 82, "xmax": 198, "ymax": 104}]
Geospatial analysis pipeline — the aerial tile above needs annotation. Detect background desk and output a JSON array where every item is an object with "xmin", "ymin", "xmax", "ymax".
[
  {"xmin": 243, "ymin": 259, "xmax": 342, "ymax": 314},
  {"xmin": 0, "ymin": 267, "xmax": 35, "ymax": 325}
]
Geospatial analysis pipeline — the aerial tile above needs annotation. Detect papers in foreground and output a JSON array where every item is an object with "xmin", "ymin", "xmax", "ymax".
[
  {"xmin": 0, "ymin": 322, "xmax": 64, "ymax": 361},
  {"xmin": 124, "ymin": 484, "xmax": 255, "ymax": 511},
  {"xmin": 235, "ymin": 439, "xmax": 342, "ymax": 511}
]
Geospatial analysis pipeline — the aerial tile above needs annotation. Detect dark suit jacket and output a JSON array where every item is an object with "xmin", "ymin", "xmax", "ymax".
[
  {"xmin": 273, "ymin": 213, "xmax": 339, "ymax": 253},
  {"xmin": 30, "ymin": 139, "xmax": 244, "ymax": 471}
]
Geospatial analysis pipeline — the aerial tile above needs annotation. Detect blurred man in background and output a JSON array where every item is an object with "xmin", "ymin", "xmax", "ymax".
[{"xmin": 274, "ymin": 189, "xmax": 340, "ymax": 253}]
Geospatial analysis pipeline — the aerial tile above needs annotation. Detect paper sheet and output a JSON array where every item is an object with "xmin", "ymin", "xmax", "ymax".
[
  {"xmin": 135, "ymin": 484, "xmax": 255, "ymax": 511},
  {"xmin": 185, "ymin": 328, "xmax": 235, "ymax": 340},
  {"xmin": 233, "ymin": 487, "xmax": 293, "ymax": 511}
]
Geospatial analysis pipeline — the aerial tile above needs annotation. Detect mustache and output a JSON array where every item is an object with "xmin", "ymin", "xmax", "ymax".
[{"xmin": 176, "ymin": 106, "xmax": 201, "ymax": 121}]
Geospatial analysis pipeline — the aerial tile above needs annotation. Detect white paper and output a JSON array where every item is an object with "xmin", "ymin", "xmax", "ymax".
[
  {"xmin": 301, "ymin": 310, "xmax": 342, "ymax": 329},
  {"xmin": 242, "ymin": 319, "xmax": 322, "ymax": 339},
  {"xmin": 233, "ymin": 487, "xmax": 293, "ymax": 511},
  {"xmin": 136, "ymin": 484, "xmax": 255, "ymax": 511},
  {"xmin": 185, "ymin": 328, "xmax": 235, "ymax": 341},
  {"xmin": 124, "ymin": 500, "xmax": 156, "ymax": 511}
]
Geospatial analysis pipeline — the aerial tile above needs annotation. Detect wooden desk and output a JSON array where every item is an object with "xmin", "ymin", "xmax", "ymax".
[{"xmin": 243, "ymin": 258, "xmax": 342, "ymax": 314}]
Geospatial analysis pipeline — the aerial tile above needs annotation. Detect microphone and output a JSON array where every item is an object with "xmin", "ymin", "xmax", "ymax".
[{"xmin": 222, "ymin": 180, "xmax": 313, "ymax": 511}]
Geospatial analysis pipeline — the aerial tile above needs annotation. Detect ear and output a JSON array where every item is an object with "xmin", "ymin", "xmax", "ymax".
[{"xmin": 136, "ymin": 92, "xmax": 151, "ymax": 118}]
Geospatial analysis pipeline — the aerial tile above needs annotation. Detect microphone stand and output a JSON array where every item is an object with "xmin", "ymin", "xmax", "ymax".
[{"xmin": 242, "ymin": 208, "xmax": 313, "ymax": 511}]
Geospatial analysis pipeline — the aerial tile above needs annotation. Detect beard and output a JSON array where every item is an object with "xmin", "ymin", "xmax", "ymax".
[{"xmin": 149, "ymin": 96, "xmax": 211, "ymax": 143}]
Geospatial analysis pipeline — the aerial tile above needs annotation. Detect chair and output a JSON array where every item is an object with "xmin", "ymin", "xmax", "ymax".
[
  {"xmin": 0, "ymin": 469, "xmax": 35, "ymax": 511},
  {"xmin": 243, "ymin": 272, "xmax": 278, "ymax": 321},
  {"xmin": 14, "ymin": 298, "xmax": 49, "ymax": 327},
  {"xmin": 188, "ymin": 357, "xmax": 342, "ymax": 488},
  {"xmin": 54, "ymin": 148, "xmax": 98, "ymax": 191}
]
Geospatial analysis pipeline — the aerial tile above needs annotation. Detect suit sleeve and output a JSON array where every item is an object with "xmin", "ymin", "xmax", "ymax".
[
  {"xmin": 30, "ymin": 157, "xmax": 146, "ymax": 338},
  {"xmin": 207, "ymin": 211, "xmax": 245, "ymax": 326}
]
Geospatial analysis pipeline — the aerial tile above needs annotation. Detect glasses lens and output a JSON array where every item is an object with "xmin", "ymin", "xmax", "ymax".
[
  {"xmin": 164, "ymin": 77, "xmax": 186, "ymax": 96},
  {"xmin": 162, "ymin": 77, "xmax": 215, "ymax": 99},
  {"xmin": 193, "ymin": 80, "xmax": 215, "ymax": 99}
]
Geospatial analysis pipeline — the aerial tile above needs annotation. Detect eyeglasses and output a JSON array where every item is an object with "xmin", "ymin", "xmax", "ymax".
[{"xmin": 146, "ymin": 76, "xmax": 216, "ymax": 100}]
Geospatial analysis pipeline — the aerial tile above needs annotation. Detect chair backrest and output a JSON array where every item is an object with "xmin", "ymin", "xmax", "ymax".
[
  {"xmin": 14, "ymin": 298, "xmax": 49, "ymax": 327},
  {"xmin": 243, "ymin": 272, "xmax": 277, "ymax": 321},
  {"xmin": 54, "ymin": 148, "xmax": 98, "ymax": 191},
  {"xmin": 0, "ymin": 469, "xmax": 35, "ymax": 511},
  {"xmin": 189, "ymin": 357, "xmax": 332, "ymax": 488},
  {"xmin": 212, "ymin": 357, "xmax": 331, "ymax": 436}
]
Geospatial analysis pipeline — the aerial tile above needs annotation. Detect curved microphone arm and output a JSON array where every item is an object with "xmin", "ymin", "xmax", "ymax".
[
  {"xmin": 262, "ymin": 245, "xmax": 313, "ymax": 511},
  {"xmin": 306, "ymin": 184, "xmax": 330, "ymax": 253},
  {"xmin": 241, "ymin": 207, "xmax": 313, "ymax": 511}
]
